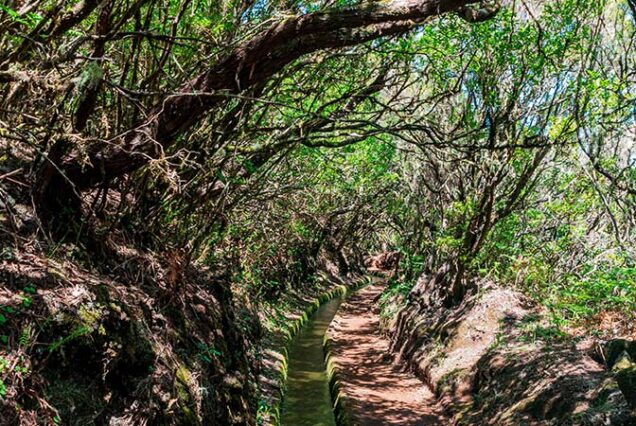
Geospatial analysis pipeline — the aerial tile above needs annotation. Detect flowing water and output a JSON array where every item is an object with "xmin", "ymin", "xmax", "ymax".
[{"xmin": 280, "ymin": 296, "xmax": 343, "ymax": 426}]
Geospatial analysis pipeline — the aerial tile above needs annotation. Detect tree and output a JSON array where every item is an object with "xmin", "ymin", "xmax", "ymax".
[{"xmin": 31, "ymin": 0, "xmax": 501, "ymax": 214}]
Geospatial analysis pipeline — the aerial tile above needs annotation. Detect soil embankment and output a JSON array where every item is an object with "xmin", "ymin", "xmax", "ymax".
[
  {"xmin": 385, "ymin": 273, "xmax": 635, "ymax": 425},
  {"xmin": 325, "ymin": 282, "xmax": 447, "ymax": 425}
]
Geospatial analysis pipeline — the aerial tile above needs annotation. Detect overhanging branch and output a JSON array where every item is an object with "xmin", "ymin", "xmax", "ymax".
[{"xmin": 41, "ymin": 0, "xmax": 498, "ymax": 199}]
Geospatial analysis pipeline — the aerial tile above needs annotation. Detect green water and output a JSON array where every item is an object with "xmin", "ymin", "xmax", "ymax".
[{"xmin": 280, "ymin": 296, "xmax": 342, "ymax": 426}]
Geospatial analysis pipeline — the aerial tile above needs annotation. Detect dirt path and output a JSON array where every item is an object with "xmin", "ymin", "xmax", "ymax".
[{"xmin": 326, "ymin": 282, "xmax": 447, "ymax": 425}]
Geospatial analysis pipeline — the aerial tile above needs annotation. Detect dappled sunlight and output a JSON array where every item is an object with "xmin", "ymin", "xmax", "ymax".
[{"xmin": 0, "ymin": 0, "xmax": 635, "ymax": 423}]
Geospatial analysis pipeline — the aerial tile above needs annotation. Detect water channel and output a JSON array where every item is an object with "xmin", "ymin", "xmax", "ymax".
[{"xmin": 279, "ymin": 296, "xmax": 343, "ymax": 426}]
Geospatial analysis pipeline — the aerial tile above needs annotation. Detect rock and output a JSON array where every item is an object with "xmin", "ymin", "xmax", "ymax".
[
  {"xmin": 364, "ymin": 251, "xmax": 400, "ymax": 270},
  {"xmin": 613, "ymin": 351, "xmax": 636, "ymax": 410},
  {"xmin": 603, "ymin": 339, "xmax": 636, "ymax": 369}
]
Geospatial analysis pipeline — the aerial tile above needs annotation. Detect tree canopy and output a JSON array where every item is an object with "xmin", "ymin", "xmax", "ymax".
[{"xmin": 1, "ymin": 0, "xmax": 635, "ymax": 423}]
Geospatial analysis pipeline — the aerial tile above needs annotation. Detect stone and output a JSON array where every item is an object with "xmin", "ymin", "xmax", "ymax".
[
  {"xmin": 613, "ymin": 351, "xmax": 636, "ymax": 410},
  {"xmin": 603, "ymin": 339, "xmax": 636, "ymax": 369}
]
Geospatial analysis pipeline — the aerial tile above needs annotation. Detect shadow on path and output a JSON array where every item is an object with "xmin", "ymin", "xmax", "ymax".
[{"xmin": 327, "ymin": 283, "xmax": 448, "ymax": 425}]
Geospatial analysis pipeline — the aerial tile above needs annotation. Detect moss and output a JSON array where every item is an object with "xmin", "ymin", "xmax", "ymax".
[
  {"xmin": 176, "ymin": 364, "xmax": 199, "ymax": 424},
  {"xmin": 437, "ymin": 368, "xmax": 466, "ymax": 395},
  {"xmin": 324, "ymin": 335, "xmax": 352, "ymax": 426},
  {"xmin": 77, "ymin": 304, "xmax": 107, "ymax": 335}
]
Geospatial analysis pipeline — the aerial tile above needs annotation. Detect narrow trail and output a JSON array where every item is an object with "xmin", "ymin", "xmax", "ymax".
[{"xmin": 326, "ymin": 282, "xmax": 447, "ymax": 425}]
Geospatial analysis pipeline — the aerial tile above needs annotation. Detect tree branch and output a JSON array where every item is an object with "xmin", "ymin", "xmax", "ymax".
[{"xmin": 41, "ymin": 0, "xmax": 495, "ymax": 199}]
